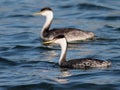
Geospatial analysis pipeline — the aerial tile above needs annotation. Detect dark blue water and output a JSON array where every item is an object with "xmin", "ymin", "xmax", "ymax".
[{"xmin": 0, "ymin": 0, "xmax": 120, "ymax": 90}]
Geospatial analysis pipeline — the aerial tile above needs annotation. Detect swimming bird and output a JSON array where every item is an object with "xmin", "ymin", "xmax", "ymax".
[
  {"xmin": 43, "ymin": 35, "xmax": 111, "ymax": 69},
  {"xmin": 34, "ymin": 7, "xmax": 95, "ymax": 42}
]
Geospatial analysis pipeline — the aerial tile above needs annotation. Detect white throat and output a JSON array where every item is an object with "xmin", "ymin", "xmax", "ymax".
[
  {"xmin": 57, "ymin": 38, "xmax": 67, "ymax": 65},
  {"xmin": 41, "ymin": 11, "xmax": 53, "ymax": 39}
]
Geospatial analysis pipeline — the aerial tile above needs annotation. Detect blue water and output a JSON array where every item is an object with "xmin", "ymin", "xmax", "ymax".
[{"xmin": 0, "ymin": 0, "xmax": 120, "ymax": 90}]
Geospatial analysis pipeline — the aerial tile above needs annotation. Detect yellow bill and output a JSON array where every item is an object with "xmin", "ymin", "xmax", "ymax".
[
  {"xmin": 33, "ymin": 12, "xmax": 41, "ymax": 16},
  {"xmin": 43, "ymin": 40, "xmax": 54, "ymax": 45}
]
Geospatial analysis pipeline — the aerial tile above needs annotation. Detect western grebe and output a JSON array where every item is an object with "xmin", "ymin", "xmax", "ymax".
[
  {"xmin": 34, "ymin": 7, "xmax": 95, "ymax": 42},
  {"xmin": 43, "ymin": 35, "xmax": 111, "ymax": 69}
]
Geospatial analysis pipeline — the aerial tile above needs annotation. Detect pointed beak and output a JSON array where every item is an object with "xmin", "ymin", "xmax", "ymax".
[
  {"xmin": 33, "ymin": 12, "xmax": 42, "ymax": 16},
  {"xmin": 43, "ymin": 40, "xmax": 54, "ymax": 45}
]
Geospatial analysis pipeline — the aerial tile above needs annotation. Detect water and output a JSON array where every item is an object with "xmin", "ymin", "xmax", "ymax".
[{"xmin": 0, "ymin": 0, "xmax": 120, "ymax": 90}]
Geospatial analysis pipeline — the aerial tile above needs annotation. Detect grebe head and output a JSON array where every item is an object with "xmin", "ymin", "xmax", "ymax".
[
  {"xmin": 43, "ymin": 35, "xmax": 66, "ymax": 45},
  {"xmin": 43, "ymin": 35, "xmax": 67, "ymax": 66},
  {"xmin": 34, "ymin": 7, "xmax": 53, "ymax": 16}
]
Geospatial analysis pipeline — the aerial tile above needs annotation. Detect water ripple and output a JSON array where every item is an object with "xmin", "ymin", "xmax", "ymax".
[
  {"xmin": 87, "ymin": 15, "xmax": 120, "ymax": 20},
  {"xmin": 59, "ymin": 4, "xmax": 75, "ymax": 9},
  {"xmin": 5, "ymin": 82, "xmax": 119, "ymax": 90},
  {"xmin": 0, "ymin": 0, "xmax": 120, "ymax": 90},
  {"xmin": 77, "ymin": 3, "xmax": 114, "ymax": 10},
  {"xmin": 0, "ymin": 57, "xmax": 17, "ymax": 66},
  {"xmin": 6, "ymin": 14, "xmax": 33, "ymax": 18}
]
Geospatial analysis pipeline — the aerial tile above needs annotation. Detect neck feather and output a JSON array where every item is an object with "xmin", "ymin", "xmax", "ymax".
[
  {"xmin": 41, "ymin": 12, "xmax": 53, "ymax": 39},
  {"xmin": 58, "ymin": 38, "xmax": 67, "ymax": 65}
]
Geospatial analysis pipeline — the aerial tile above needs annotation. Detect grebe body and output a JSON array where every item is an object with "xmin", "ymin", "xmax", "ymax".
[
  {"xmin": 43, "ymin": 35, "xmax": 111, "ymax": 69},
  {"xmin": 34, "ymin": 7, "xmax": 94, "ymax": 42}
]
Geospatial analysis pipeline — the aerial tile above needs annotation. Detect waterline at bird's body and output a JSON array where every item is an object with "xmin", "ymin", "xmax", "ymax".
[{"xmin": 43, "ymin": 35, "xmax": 111, "ymax": 69}]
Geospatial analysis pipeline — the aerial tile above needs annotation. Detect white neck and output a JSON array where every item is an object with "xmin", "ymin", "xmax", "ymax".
[
  {"xmin": 57, "ymin": 38, "xmax": 67, "ymax": 65},
  {"xmin": 41, "ymin": 11, "xmax": 53, "ymax": 39}
]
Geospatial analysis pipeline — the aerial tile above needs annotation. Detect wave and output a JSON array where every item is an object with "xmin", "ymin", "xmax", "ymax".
[
  {"xmin": 1, "ymin": 32, "xmax": 36, "ymax": 42},
  {"xmin": 115, "ymin": 27, "xmax": 120, "ymax": 31},
  {"xmin": 87, "ymin": 15, "xmax": 120, "ymax": 20},
  {"xmin": 5, "ymin": 14, "xmax": 33, "ymax": 18},
  {"xmin": 3, "ymin": 82, "xmax": 118, "ymax": 90},
  {"xmin": 77, "ymin": 3, "xmax": 114, "ymax": 11},
  {"xmin": 0, "ymin": 57, "xmax": 17, "ymax": 66},
  {"xmin": 0, "ymin": 47, "xmax": 10, "ymax": 51},
  {"xmin": 5, "ymin": 82, "xmax": 55, "ymax": 90},
  {"xmin": 59, "ymin": 4, "xmax": 75, "ymax": 9},
  {"xmin": 12, "ymin": 45, "xmax": 33, "ymax": 49}
]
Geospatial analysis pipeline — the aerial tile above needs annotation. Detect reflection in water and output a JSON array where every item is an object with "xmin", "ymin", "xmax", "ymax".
[
  {"xmin": 54, "ymin": 69, "xmax": 72, "ymax": 84},
  {"xmin": 41, "ymin": 50, "xmax": 58, "ymax": 61},
  {"xmin": 54, "ymin": 78, "xmax": 68, "ymax": 84},
  {"xmin": 0, "ymin": 0, "xmax": 120, "ymax": 90}
]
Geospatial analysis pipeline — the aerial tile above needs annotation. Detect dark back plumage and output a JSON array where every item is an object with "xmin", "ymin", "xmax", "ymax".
[
  {"xmin": 60, "ymin": 58, "xmax": 111, "ymax": 69},
  {"xmin": 53, "ymin": 35, "xmax": 65, "ymax": 39}
]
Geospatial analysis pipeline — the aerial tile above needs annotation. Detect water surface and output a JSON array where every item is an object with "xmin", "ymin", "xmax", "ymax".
[{"xmin": 0, "ymin": 0, "xmax": 120, "ymax": 90}]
